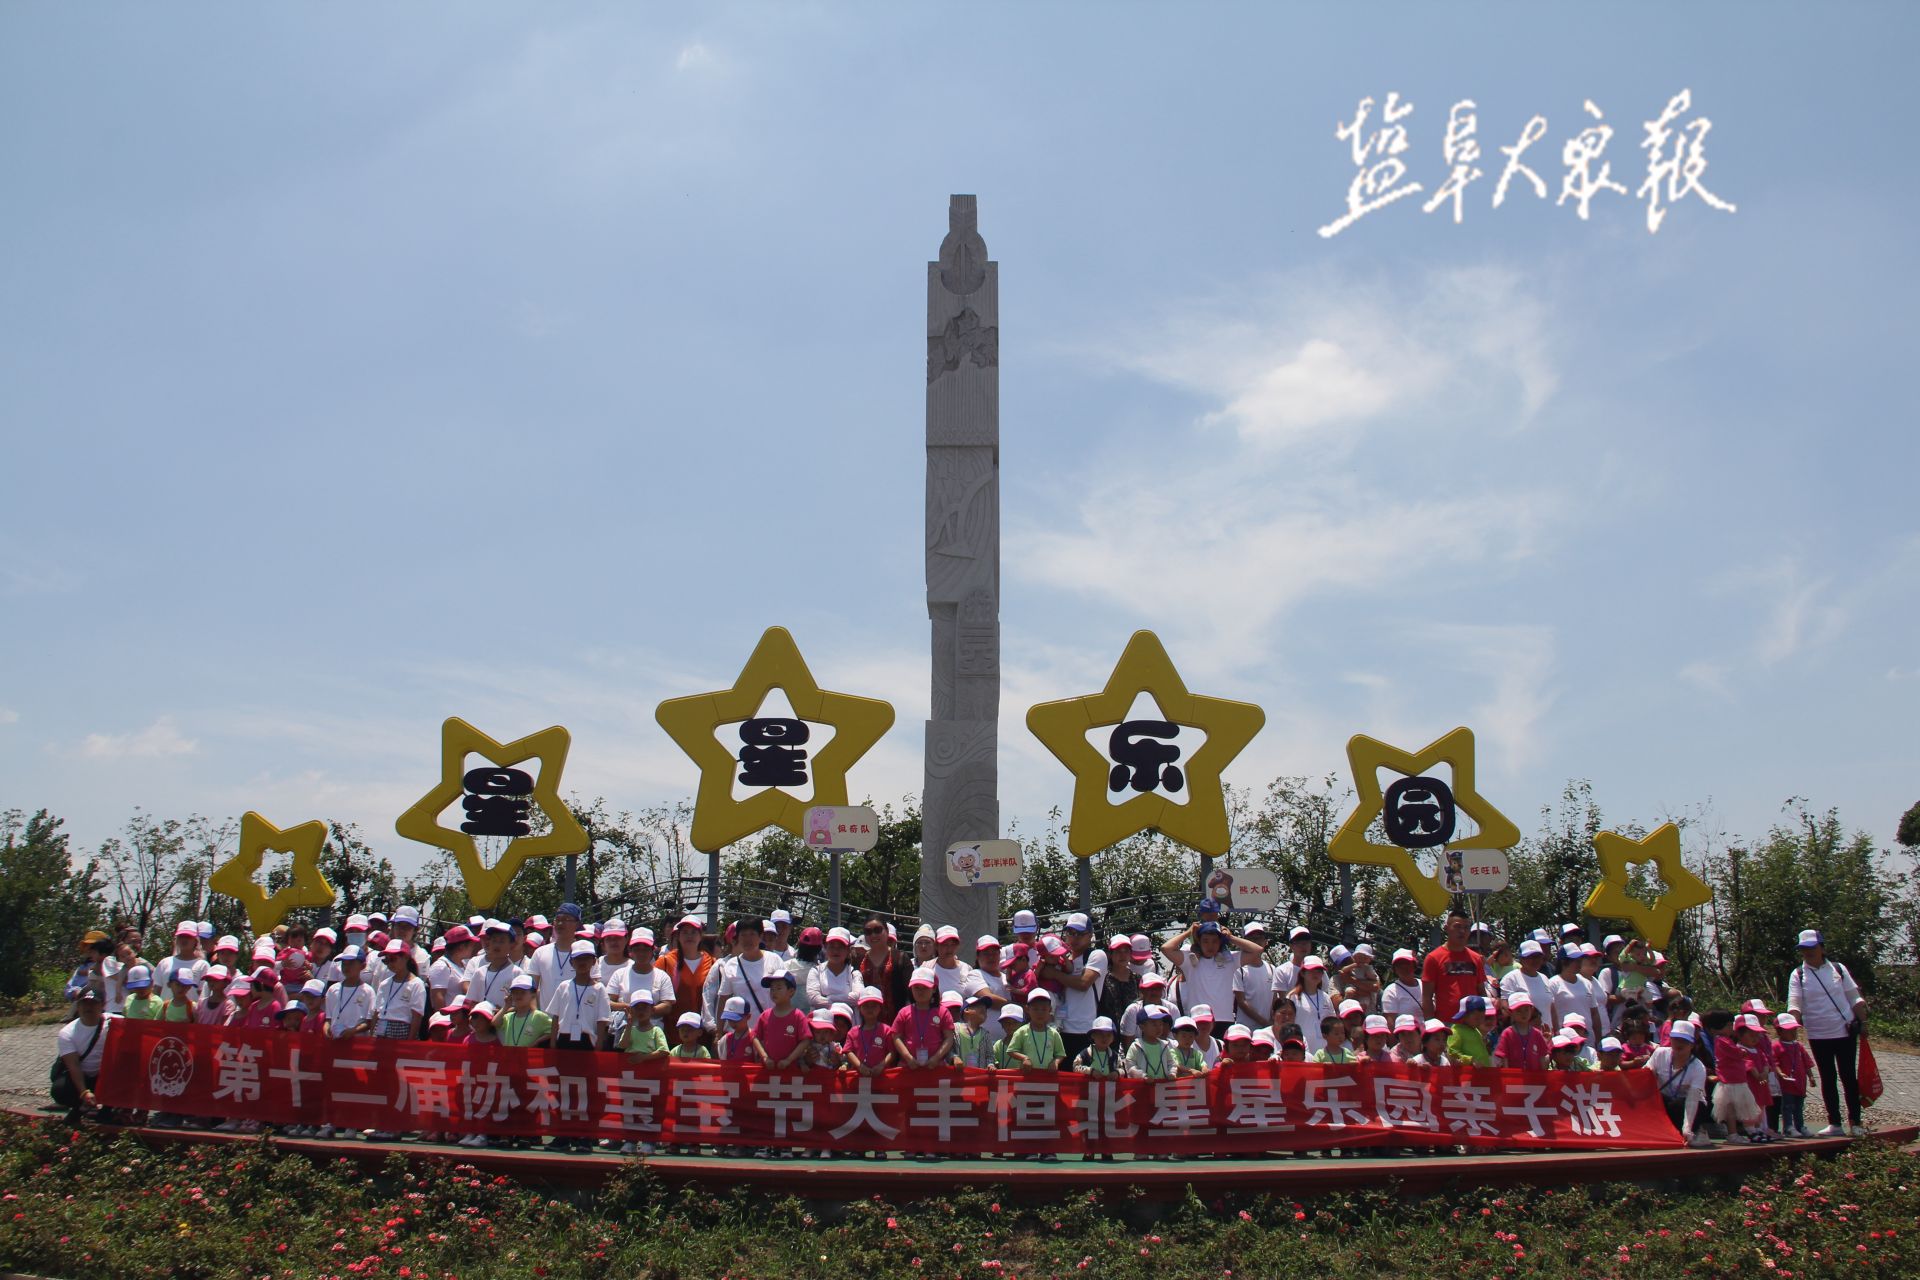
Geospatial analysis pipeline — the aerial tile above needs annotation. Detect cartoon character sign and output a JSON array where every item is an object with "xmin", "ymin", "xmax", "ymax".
[
  {"xmin": 948, "ymin": 843, "xmax": 984, "ymax": 884},
  {"xmin": 148, "ymin": 1036, "xmax": 194, "ymax": 1099},
  {"xmin": 806, "ymin": 806, "xmax": 836, "ymax": 848}
]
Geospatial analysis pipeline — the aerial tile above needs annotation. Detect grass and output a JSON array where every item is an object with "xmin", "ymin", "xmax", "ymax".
[{"xmin": 1, "ymin": 1114, "xmax": 1917, "ymax": 1279}]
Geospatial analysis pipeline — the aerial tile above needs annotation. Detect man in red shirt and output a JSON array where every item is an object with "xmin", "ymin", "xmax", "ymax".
[{"xmin": 1421, "ymin": 909, "xmax": 1487, "ymax": 1025}]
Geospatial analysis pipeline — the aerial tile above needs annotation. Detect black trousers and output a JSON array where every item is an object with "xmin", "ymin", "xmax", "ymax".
[{"xmin": 1809, "ymin": 1033, "xmax": 1861, "ymax": 1127}]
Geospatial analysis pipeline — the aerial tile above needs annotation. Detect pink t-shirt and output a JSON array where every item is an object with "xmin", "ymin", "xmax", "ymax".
[
  {"xmin": 1494, "ymin": 1023, "xmax": 1550, "ymax": 1071},
  {"xmin": 845, "ymin": 1023, "xmax": 890, "ymax": 1068},
  {"xmin": 888, "ymin": 1004, "xmax": 954, "ymax": 1060},
  {"xmin": 1773, "ymin": 1040, "xmax": 1812, "ymax": 1096},
  {"xmin": 240, "ymin": 999, "xmax": 281, "ymax": 1030},
  {"xmin": 1713, "ymin": 1036, "xmax": 1750, "ymax": 1085},
  {"xmin": 754, "ymin": 1007, "xmax": 811, "ymax": 1065},
  {"xmin": 195, "ymin": 998, "xmax": 232, "ymax": 1027}
]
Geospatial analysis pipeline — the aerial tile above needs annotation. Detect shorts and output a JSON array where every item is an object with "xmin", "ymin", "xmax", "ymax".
[{"xmin": 1713, "ymin": 1084, "xmax": 1762, "ymax": 1126}]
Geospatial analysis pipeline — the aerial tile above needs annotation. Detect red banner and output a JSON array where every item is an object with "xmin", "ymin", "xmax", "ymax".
[{"xmin": 97, "ymin": 1021, "xmax": 1680, "ymax": 1155}]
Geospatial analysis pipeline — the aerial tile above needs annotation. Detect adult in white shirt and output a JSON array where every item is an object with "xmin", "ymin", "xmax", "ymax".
[
  {"xmin": 463, "ymin": 922, "xmax": 524, "ymax": 1014},
  {"xmin": 1381, "ymin": 948, "xmax": 1427, "ymax": 1024},
  {"xmin": 1284, "ymin": 956, "xmax": 1336, "ymax": 1054},
  {"xmin": 766, "ymin": 908, "xmax": 796, "ymax": 963},
  {"xmin": 712, "ymin": 918, "xmax": 776, "ymax": 1030},
  {"xmin": 152, "ymin": 922, "xmax": 210, "ymax": 994},
  {"xmin": 389, "ymin": 906, "xmax": 434, "ymax": 973},
  {"xmin": 56, "ymin": 989, "xmax": 110, "ymax": 1116},
  {"xmin": 527, "ymin": 903, "xmax": 584, "ymax": 1006},
  {"xmin": 1271, "ymin": 926, "xmax": 1314, "ymax": 1000},
  {"xmin": 1043, "ymin": 914, "xmax": 1109, "ymax": 1059},
  {"xmin": 1786, "ymin": 929, "xmax": 1869, "ymax": 1135},
  {"xmin": 807, "ymin": 928, "xmax": 863, "ymax": 1012},
  {"xmin": 546, "ymin": 941, "xmax": 613, "ymax": 1049},
  {"xmin": 1499, "ymin": 941, "xmax": 1556, "ymax": 1023},
  {"xmin": 427, "ymin": 925, "xmax": 477, "ymax": 1012},
  {"xmin": 1230, "ymin": 928, "xmax": 1278, "ymax": 1031},
  {"xmin": 1120, "ymin": 974, "xmax": 1171, "ymax": 1041},
  {"xmin": 621, "ymin": 928, "xmax": 675, "ymax": 1019},
  {"xmin": 310, "ymin": 928, "xmax": 345, "ymax": 986},
  {"xmin": 1160, "ymin": 921, "xmax": 1259, "ymax": 1019},
  {"xmin": 926, "ymin": 926, "xmax": 976, "ymax": 998},
  {"xmin": 1646, "ymin": 1024, "xmax": 1711, "ymax": 1146},
  {"xmin": 1546, "ymin": 947, "xmax": 1593, "ymax": 1032}
]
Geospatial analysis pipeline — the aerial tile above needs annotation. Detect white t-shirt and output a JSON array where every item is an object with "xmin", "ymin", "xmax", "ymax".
[
  {"xmin": 1381, "ymin": 979, "xmax": 1425, "ymax": 1024},
  {"xmin": 464, "ymin": 960, "xmax": 523, "ymax": 1013},
  {"xmin": 716, "ymin": 953, "xmax": 775, "ymax": 1022},
  {"xmin": 1501, "ymin": 968, "xmax": 1555, "ymax": 1021},
  {"xmin": 102, "ymin": 956, "xmax": 125, "ymax": 1015},
  {"xmin": 928, "ymin": 958, "xmax": 975, "ymax": 1000},
  {"xmin": 1288, "ymin": 990, "xmax": 1334, "ymax": 1054},
  {"xmin": 622, "ymin": 964, "xmax": 673, "ymax": 1013},
  {"xmin": 152, "ymin": 954, "xmax": 209, "ymax": 993},
  {"xmin": 528, "ymin": 940, "xmax": 578, "ymax": 1007},
  {"xmin": 1230, "ymin": 959, "xmax": 1277, "ymax": 1029},
  {"xmin": 1058, "ymin": 949, "xmax": 1108, "ymax": 1035},
  {"xmin": 324, "ymin": 982, "xmax": 376, "ymax": 1037},
  {"xmin": 57, "ymin": 1017, "xmax": 108, "ymax": 1074},
  {"xmin": 312, "ymin": 958, "xmax": 344, "ymax": 986},
  {"xmin": 807, "ymin": 961, "xmax": 862, "ymax": 1012},
  {"xmin": 596, "ymin": 958, "xmax": 634, "ymax": 1002},
  {"xmin": 1547, "ymin": 975, "xmax": 1588, "ymax": 1031},
  {"xmin": 545, "ymin": 977, "xmax": 612, "ymax": 1039},
  {"xmin": 1788, "ymin": 961, "xmax": 1863, "ymax": 1040},
  {"xmin": 1646, "ymin": 1045, "xmax": 1708, "ymax": 1101},
  {"xmin": 1175, "ymin": 949, "xmax": 1239, "ymax": 1017},
  {"xmin": 427, "ymin": 957, "xmax": 466, "ymax": 1007},
  {"xmin": 375, "ymin": 975, "xmax": 427, "ymax": 1026}
]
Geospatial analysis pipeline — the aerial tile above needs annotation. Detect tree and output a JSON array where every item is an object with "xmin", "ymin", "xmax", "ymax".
[
  {"xmin": 0, "ymin": 809, "xmax": 107, "ymax": 997},
  {"xmin": 97, "ymin": 810, "xmax": 212, "ymax": 940},
  {"xmin": 1898, "ymin": 800, "xmax": 1920, "ymax": 851},
  {"xmin": 315, "ymin": 821, "xmax": 399, "ymax": 924}
]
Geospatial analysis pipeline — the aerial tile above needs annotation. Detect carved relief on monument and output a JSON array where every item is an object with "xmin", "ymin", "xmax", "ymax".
[
  {"xmin": 937, "ymin": 196, "xmax": 989, "ymax": 296},
  {"xmin": 926, "ymin": 307, "xmax": 1000, "ymax": 384},
  {"xmin": 955, "ymin": 588, "xmax": 998, "ymax": 678}
]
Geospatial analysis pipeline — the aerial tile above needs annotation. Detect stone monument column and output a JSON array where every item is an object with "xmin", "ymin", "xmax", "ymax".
[{"xmin": 921, "ymin": 194, "xmax": 1000, "ymax": 938}]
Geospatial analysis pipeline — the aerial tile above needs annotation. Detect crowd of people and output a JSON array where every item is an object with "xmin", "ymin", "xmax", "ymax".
[{"xmin": 54, "ymin": 897, "xmax": 1873, "ymax": 1156}]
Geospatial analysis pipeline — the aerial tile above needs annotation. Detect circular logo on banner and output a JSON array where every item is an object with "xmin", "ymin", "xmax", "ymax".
[{"xmin": 147, "ymin": 1036, "xmax": 194, "ymax": 1098}]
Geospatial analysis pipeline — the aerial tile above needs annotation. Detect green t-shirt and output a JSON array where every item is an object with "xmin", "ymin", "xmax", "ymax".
[
  {"xmin": 670, "ymin": 1042, "xmax": 711, "ymax": 1060},
  {"xmin": 1173, "ymin": 1043, "xmax": 1208, "ymax": 1073},
  {"xmin": 124, "ymin": 994, "xmax": 164, "ymax": 1020},
  {"xmin": 622, "ymin": 1022, "xmax": 668, "ymax": 1056},
  {"xmin": 1557, "ymin": 1055, "xmax": 1593, "ymax": 1072},
  {"xmin": 159, "ymin": 999, "xmax": 194, "ymax": 1022},
  {"xmin": 498, "ymin": 1008, "xmax": 554, "ymax": 1048},
  {"xmin": 1312, "ymin": 1044, "xmax": 1356, "ymax": 1064},
  {"xmin": 1005, "ymin": 1023, "xmax": 1065, "ymax": 1069},
  {"xmin": 1489, "ymin": 960, "xmax": 1518, "ymax": 985},
  {"xmin": 1447, "ymin": 1023, "xmax": 1492, "ymax": 1067},
  {"xmin": 1074, "ymin": 1044, "xmax": 1122, "ymax": 1075}
]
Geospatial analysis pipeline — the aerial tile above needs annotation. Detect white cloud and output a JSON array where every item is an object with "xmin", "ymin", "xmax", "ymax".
[
  {"xmin": 1679, "ymin": 661, "xmax": 1735, "ymax": 700},
  {"xmin": 1427, "ymin": 624, "xmax": 1558, "ymax": 775},
  {"xmin": 675, "ymin": 41, "xmax": 716, "ymax": 72},
  {"xmin": 0, "ymin": 707, "xmax": 18, "ymax": 724},
  {"xmin": 78, "ymin": 717, "xmax": 197, "ymax": 760}
]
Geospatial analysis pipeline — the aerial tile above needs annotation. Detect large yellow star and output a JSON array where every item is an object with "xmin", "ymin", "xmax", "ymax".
[
  {"xmin": 393, "ymin": 718, "xmax": 589, "ymax": 910},
  {"xmin": 1025, "ymin": 630, "xmax": 1264, "ymax": 858},
  {"xmin": 210, "ymin": 811, "xmax": 337, "ymax": 936},
  {"xmin": 1328, "ymin": 726, "xmax": 1520, "ymax": 918},
  {"xmin": 655, "ymin": 626, "xmax": 896, "ymax": 852},
  {"xmin": 1584, "ymin": 822, "xmax": 1713, "ymax": 949}
]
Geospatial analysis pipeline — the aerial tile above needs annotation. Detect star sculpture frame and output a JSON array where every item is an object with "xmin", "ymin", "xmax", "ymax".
[
  {"xmin": 394, "ymin": 717, "xmax": 589, "ymax": 911},
  {"xmin": 209, "ymin": 811, "xmax": 337, "ymax": 936},
  {"xmin": 655, "ymin": 626, "xmax": 896, "ymax": 853},
  {"xmin": 1025, "ymin": 630, "xmax": 1264, "ymax": 859},
  {"xmin": 1327, "ymin": 726, "xmax": 1521, "ymax": 918},
  {"xmin": 1583, "ymin": 822, "xmax": 1713, "ymax": 949}
]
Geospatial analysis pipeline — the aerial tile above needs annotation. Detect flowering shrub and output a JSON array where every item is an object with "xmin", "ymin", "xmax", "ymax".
[{"xmin": 0, "ymin": 1114, "xmax": 1915, "ymax": 1279}]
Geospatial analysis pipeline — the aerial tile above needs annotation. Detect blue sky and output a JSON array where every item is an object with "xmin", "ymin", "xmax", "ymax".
[{"xmin": 3, "ymin": 2, "xmax": 1915, "ymax": 878}]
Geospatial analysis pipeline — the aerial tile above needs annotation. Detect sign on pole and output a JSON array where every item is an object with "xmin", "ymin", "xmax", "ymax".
[
  {"xmin": 1202, "ymin": 864, "xmax": 1279, "ymax": 913},
  {"xmin": 946, "ymin": 839, "xmax": 1022, "ymax": 887},
  {"xmin": 804, "ymin": 805, "xmax": 881, "ymax": 853},
  {"xmin": 1443, "ymin": 848, "xmax": 1511, "ymax": 894}
]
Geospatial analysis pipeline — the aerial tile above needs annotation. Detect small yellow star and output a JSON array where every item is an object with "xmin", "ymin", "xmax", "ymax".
[
  {"xmin": 210, "ymin": 811, "xmax": 336, "ymax": 936},
  {"xmin": 393, "ymin": 718, "xmax": 589, "ymax": 910},
  {"xmin": 1328, "ymin": 726, "xmax": 1521, "ymax": 918},
  {"xmin": 1025, "ymin": 630, "xmax": 1265, "ymax": 858},
  {"xmin": 1584, "ymin": 822, "xmax": 1713, "ymax": 949},
  {"xmin": 655, "ymin": 626, "xmax": 895, "ymax": 852}
]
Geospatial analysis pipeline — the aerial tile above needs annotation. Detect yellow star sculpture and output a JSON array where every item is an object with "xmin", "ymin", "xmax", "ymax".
[
  {"xmin": 1584, "ymin": 822, "xmax": 1713, "ymax": 949},
  {"xmin": 394, "ymin": 718, "xmax": 589, "ymax": 910},
  {"xmin": 1328, "ymin": 726, "xmax": 1521, "ymax": 918},
  {"xmin": 1025, "ymin": 630, "xmax": 1265, "ymax": 858},
  {"xmin": 655, "ymin": 626, "xmax": 896, "ymax": 852},
  {"xmin": 209, "ymin": 811, "xmax": 337, "ymax": 936}
]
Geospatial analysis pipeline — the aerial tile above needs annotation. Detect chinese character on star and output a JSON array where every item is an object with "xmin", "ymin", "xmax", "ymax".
[
  {"xmin": 1320, "ymin": 90, "xmax": 1735, "ymax": 235},
  {"xmin": 1382, "ymin": 775, "xmax": 1456, "ymax": 849},
  {"xmin": 1107, "ymin": 719, "xmax": 1184, "ymax": 796},
  {"xmin": 737, "ymin": 717, "xmax": 810, "ymax": 788},
  {"xmin": 460, "ymin": 767, "xmax": 533, "ymax": 838}
]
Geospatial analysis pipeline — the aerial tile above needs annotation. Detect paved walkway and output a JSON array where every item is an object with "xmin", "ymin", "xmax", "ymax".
[{"xmin": 5, "ymin": 1021, "xmax": 1918, "ymax": 1124}]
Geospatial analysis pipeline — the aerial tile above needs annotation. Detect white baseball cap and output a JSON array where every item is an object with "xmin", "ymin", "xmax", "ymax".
[
  {"xmin": 1064, "ymin": 912, "xmax": 1091, "ymax": 933},
  {"xmin": 771, "ymin": 909, "xmax": 794, "ymax": 925},
  {"xmin": 936, "ymin": 925, "xmax": 961, "ymax": 943},
  {"xmin": 1012, "ymin": 910, "xmax": 1038, "ymax": 933},
  {"xmin": 975, "ymin": 934, "xmax": 1002, "ymax": 952}
]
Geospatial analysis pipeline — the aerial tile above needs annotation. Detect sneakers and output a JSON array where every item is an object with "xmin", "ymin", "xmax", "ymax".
[
  {"xmin": 315, "ymin": 1124, "xmax": 337, "ymax": 1140},
  {"xmin": 1848, "ymin": 1122, "xmax": 1869, "ymax": 1136},
  {"xmin": 640, "ymin": 1141, "xmax": 657, "ymax": 1156},
  {"xmin": 619, "ymin": 1141, "xmax": 637, "ymax": 1155},
  {"xmin": 214, "ymin": 1119, "xmax": 241, "ymax": 1133},
  {"xmin": 456, "ymin": 1133, "xmax": 488, "ymax": 1148},
  {"xmin": 1815, "ymin": 1123, "xmax": 1846, "ymax": 1137},
  {"xmin": 1688, "ymin": 1132, "xmax": 1714, "ymax": 1148}
]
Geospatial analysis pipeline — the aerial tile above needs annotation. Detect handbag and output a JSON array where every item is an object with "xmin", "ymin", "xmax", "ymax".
[
  {"xmin": 1859, "ymin": 1033, "xmax": 1884, "ymax": 1107},
  {"xmin": 48, "ymin": 1022, "xmax": 103, "ymax": 1109}
]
